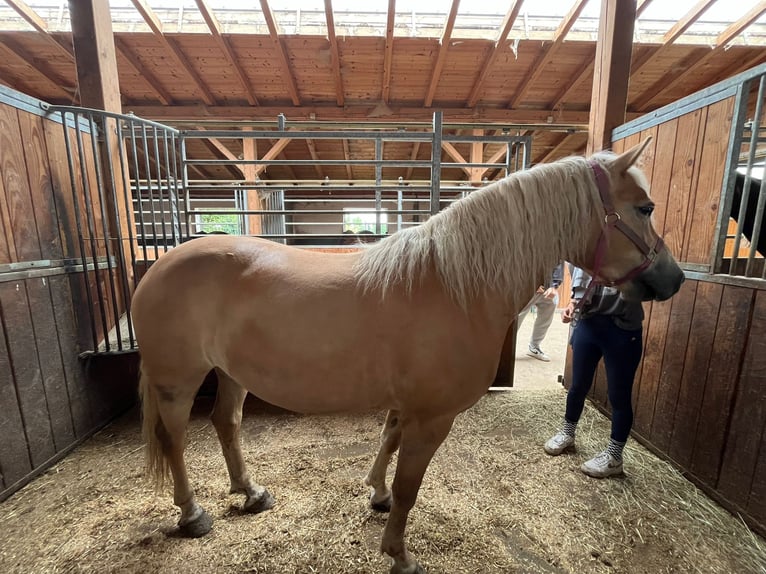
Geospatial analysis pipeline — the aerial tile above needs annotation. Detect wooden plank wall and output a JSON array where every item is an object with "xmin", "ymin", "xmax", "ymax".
[
  {"xmin": 0, "ymin": 99, "xmax": 134, "ymax": 502},
  {"xmin": 579, "ymin": 95, "xmax": 766, "ymax": 536}
]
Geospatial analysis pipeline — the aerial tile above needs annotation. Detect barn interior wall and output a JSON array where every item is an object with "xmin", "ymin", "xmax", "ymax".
[{"xmin": 0, "ymin": 92, "xmax": 136, "ymax": 503}]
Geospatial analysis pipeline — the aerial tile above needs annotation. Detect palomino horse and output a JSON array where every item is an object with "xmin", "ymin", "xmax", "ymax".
[{"xmin": 132, "ymin": 139, "xmax": 684, "ymax": 574}]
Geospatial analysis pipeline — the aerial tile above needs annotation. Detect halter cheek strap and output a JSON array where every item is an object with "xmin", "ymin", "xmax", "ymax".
[{"xmin": 585, "ymin": 160, "xmax": 665, "ymax": 290}]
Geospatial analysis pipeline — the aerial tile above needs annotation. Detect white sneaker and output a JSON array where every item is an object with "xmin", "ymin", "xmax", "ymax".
[
  {"xmin": 544, "ymin": 431, "xmax": 575, "ymax": 455},
  {"xmin": 581, "ymin": 451, "xmax": 623, "ymax": 478},
  {"xmin": 527, "ymin": 345, "xmax": 550, "ymax": 362}
]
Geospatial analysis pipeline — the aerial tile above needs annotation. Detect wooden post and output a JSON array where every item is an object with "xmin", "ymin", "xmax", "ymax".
[
  {"xmin": 587, "ymin": 0, "xmax": 637, "ymax": 155},
  {"xmin": 68, "ymin": 0, "xmax": 136, "ymax": 322},
  {"xmin": 242, "ymin": 130, "xmax": 263, "ymax": 235}
]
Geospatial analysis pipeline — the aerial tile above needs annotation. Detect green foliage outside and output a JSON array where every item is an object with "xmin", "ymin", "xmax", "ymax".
[
  {"xmin": 343, "ymin": 212, "xmax": 387, "ymax": 234},
  {"xmin": 198, "ymin": 212, "xmax": 240, "ymax": 234}
]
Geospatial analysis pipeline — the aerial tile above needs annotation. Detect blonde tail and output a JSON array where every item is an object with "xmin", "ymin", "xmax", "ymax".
[{"xmin": 139, "ymin": 367, "xmax": 170, "ymax": 490}]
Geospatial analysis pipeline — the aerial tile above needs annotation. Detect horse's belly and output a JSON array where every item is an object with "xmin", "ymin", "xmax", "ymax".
[{"xmin": 223, "ymin": 354, "xmax": 393, "ymax": 414}]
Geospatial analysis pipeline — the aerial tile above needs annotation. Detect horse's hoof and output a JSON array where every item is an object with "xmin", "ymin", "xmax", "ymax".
[
  {"xmin": 389, "ymin": 562, "xmax": 426, "ymax": 574},
  {"xmin": 179, "ymin": 510, "xmax": 213, "ymax": 538},
  {"xmin": 244, "ymin": 489, "xmax": 275, "ymax": 514},
  {"xmin": 370, "ymin": 492, "xmax": 392, "ymax": 513}
]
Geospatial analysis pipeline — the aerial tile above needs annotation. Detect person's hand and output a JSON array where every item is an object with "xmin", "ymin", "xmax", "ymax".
[
  {"xmin": 543, "ymin": 286, "xmax": 558, "ymax": 299},
  {"xmin": 562, "ymin": 301, "xmax": 577, "ymax": 324}
]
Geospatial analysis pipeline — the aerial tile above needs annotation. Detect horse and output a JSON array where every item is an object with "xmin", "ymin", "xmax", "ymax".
[{"xmin": 132, "ymin": 139, "xmax": 684, "ymax": 574}]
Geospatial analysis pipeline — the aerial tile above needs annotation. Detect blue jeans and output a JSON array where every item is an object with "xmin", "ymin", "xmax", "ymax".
[{"xmin": 565, "ymin": 315, "xmax": 643, "ymax": 443}]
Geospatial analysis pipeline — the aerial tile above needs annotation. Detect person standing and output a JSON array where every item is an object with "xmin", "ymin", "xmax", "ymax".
[
  {"xmin": 543, "ymin": 266, "xmax": 644, "ymax": 478},
  {"xmin": 517, "ymin": 262, "xmax": 564, "ymax": 362}
]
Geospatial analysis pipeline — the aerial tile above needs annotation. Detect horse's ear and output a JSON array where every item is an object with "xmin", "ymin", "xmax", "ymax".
[{"xmin": 612, "ymin": 137, "xmax": 653, "ymax": 174}]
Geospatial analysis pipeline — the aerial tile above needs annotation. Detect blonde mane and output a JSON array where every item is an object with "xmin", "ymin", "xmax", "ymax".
[{"xmin": 354, "ymin": 156, "xmax": 607, "ymax": 307}]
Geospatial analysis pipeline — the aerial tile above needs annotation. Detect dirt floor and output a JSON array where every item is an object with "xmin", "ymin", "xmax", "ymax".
[{"xmin": 1, "ymin": 316, "xmax": 765, "ymax": 574}]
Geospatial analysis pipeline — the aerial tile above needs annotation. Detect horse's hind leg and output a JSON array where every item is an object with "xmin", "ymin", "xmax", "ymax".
[
  {"xmin": 142, "ymin": 369, "xmax": 212, "ymax": 538},
  {"xmin": 364, "ymin": 409, "xmax": 401, "ymax": 512},
  {"xmin": 212, "ymin": 369, "xmax": 274, "ymax": 514}
]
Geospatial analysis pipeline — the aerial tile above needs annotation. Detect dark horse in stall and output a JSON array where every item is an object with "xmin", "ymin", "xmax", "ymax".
[{"xmin": 730, "ymin": 171, "xmax": 766, "ymax": 256}]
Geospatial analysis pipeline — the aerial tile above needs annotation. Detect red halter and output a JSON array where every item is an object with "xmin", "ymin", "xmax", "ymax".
[{"xmin": 586, "ymin": 160, "xmax": 665, "ymax": 289}]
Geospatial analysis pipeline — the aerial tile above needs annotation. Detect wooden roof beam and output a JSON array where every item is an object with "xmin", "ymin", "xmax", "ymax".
[
  {"xmin": 382, "ymin": 0, "xmax": 396, "ymax": 103},
  {"xmin": 631, "ymin": 0, "xmax": 716, "ymax": 77},
  {"xmin": 129, "ymin": 0, "xmax": 217, "ymax": 105},
  {"xmin": 441, "ymin": 141, "xmax": 473, "ymax": 178},
  {"xmin": 404, "ymin": 141, "xmax": 421, "ymax": 180},
  {"xmin": 4, "ymin": 0, "xmax": 73, "ymax": 59},
  {"xmin": 466, "ymin": 0, "xmax": 524, "ymax": 107},
  {"xmin": 195, "ymin": 0, "xmax": 259, "ymax": 105},
  {"xmin": 631, "ymin": 0, "xmax": 766, "ymax": 111},
  {"xmin": 323, "ymin": 0, "xmax": 344, "ymax": 106},
  {"xmin": 539, "ymin": 133, "xmax": 575, "ymax": 164},
  {"xmin": 342, "ymin": 139, "xmax": 353, "ymax": 179},
  {"xmin": 126, "ymin": 103, "xmax": 595, "ymax": 124},
  {"xmin": 305, "ymin": 139, "xmax": 325, "ymax": 178},
  {"xmin": 508, "ymin": 0, "xmax": 590, "ymax": 109},
  {"xmin": 114, "ymin": 37, "xmax": 173, "ymax": 105},
  {"xmin": 424, "ymin": 0, "xmax": 460, "ymax": 107},
  {"xmin": 0, "ymin": 37, "xmax": 76, "ymax": 99},
  {"xmin": 549, "ymin": 49, "xmax": 594, "ymax": 109},
  {"xmin": 259, "ymin": 0, "xmax": 301, "ymax": 106},
  {"xmin": 636, "ymin": 0, "xmax": 653, "ymax": 18},
  {"xmin": 256, "ymin": 137, "xmax": 292, "ymax": 177}
]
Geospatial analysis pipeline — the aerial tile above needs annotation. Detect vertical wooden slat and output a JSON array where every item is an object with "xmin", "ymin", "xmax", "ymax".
[
  {"xmin": 669, "ymin": 281, "xmax": 722, "ymax": 468},
  {"xmin": 0, "ymin": 105, "xmax": 41, "ymax": 262},
  {"xmin": 0, "ymin": 306, "xmax": 32, "ymax": 489},
  {"xmin": 0, "ymin": 282, "xmax": 55, "ymax": 468},
  {"xmin": 683, "ymin": 97, "xmax": 735, "ymax": 264},
  {"xmin": 633, "ymin": 299, "xmax": 673, "ymax": 437},
  {"xmin": 663, "ymin": 108, "xmax": 703, "ymax": 258},
  {"xmin": 649, "ymin": 280, "xmax": 697, "ymax": 451},
  {"xmin": 717, "ymin": 289, "xmax": 766, "ymax": 509},
  {"xmin": 690, "ymin": 285, "xmax": 753, "ymax": 485},
  {"xmin": 648, "ymin": 119, "xmax": 678, "ymax": 236},
  {"xmin": 748, "ymin": 422, "xmax": 766, "ymax": 526}
]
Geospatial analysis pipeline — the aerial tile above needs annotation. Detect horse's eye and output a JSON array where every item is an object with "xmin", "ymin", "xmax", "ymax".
[{"xmin": 638, "ymin": 204, "xmax": 654, "ymax": 216}]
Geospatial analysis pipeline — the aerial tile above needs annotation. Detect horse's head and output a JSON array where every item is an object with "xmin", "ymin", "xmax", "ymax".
[{"xmin": 584, "ymin": 139, "xmax": 684, "ymax": 302}]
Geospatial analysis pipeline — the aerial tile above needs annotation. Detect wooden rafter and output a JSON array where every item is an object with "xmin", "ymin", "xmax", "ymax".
[
  {"xmin": 480, "ymin": 144, "xmax": 510, "ymax": 179},
  {"xmin": 631, "ymin": 0, "xmax": 716, "ymax": 78},
  {"xmin": 241, "ymin": 129, "xmax": 258, "ymax": 181},
  {"xmin": 466, "ymin": 0, "xmax": 524, "ymax": 107},
  {"xmin": 508, "ymin": 0, "xmax": 589, "ymax": 109},
  {"xmin": 441, "ymin": 141, "xmax": 472, "ymax": 178},
  {"xmin": 549, "ymin": 48, "xmax": 595, "ymax": 109},
  {"xmin": 259, "ymin": 0, "xmax": 301, "ymax": 106},
  {"xmin": 631, "ymin": 0, "xmax": 766, "ymax": 111},
  {"xmin": 128, "ymin": 104, "xmax": 595, "ymax": 124},
  {"xmin": 4, "ymin": 0, "xmax": 73, "ymax": 59},
  {"xmin": 305, "ymin": 139, "xmax": 325, "ymax": 178},
  {"xmin": 382, "ymin": 0, "xmax": 396, "ymax": 103},
  {"xmin": 114, "ymin": 37, "xmax": 173, "ymax": 105},
  {"xmin": 636, "ymin": 0, "xmax": 654, "ymax": 18},
  {"xmin": 424, "ymin": 0, "xmax": 460, "ymax": 107},
  {"xmin": 256, "ymin": 137, "xmax": 291, "ymax": 177},
  {"xmin": 200, "ymin": 134, "xmax": 243, "ymax": 179},
  {"xmin": 342, "ymin": 139, "xmax": 353, "ymax": 179},
  {"xmin": 129, "ymin": 0, "xmax": 216, "ymax": 105},
  {"xmin": 405, "ymin": 141, "xmax": 421, "ymax": 180},
  {"xmin": 323, "ymin": 0, "xmax": 344, "ymax": 106},
  {"xmin": 195, "ymin": 0, "xmax": 258, "ymax": 105},
  {"xmin": 539, "ymin": 133, "xmax": 575, "ymax": 164},
  {"xmin": 0, "ymin": 36, "xmax": 76, "ymax": 98}
]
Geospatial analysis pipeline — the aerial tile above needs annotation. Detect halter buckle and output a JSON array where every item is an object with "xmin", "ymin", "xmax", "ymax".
[{"xmin": 604, "ymin": 212, "xmax": 621, "ymax": 225}]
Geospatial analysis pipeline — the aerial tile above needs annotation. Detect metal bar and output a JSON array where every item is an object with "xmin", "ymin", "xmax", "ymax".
[
  {"xmin": 375, "ymin": 138, "xmax": 382, "ymax": 234},
  {"xmin": 115, "ymin": 119, "xmax": 140, "ymax": 292},
  {"xmin": 75, "ymin": 113, "xmax": 111, "ymax": 351},
  {"xmin": 719, "ymin": 81, "xmax": 754, "ymax": 273},
  {"xmin": 185, "ymin": 158, "xmax": 433, "ymax": 167},
  {"xmin": 99, "ymin": 115, "xmax": 131, "ymax": 351},
  {"xmin": 151, "ymin": 126, "xmax": 170, "ymax": 251},
  {"xmin": 60, "ymin": 112, "xmax": 99, "ymax": 351},
  {"xmin": 127, "ymin": 127, "xmax": 150, "ymax": 267},
  {"xmin": 744, "ymin": 76, "xmax": 766, "ymax": 276},
  {"xmin": 0, "ymin": 259, "xmax": 115, "ymax": 283},
  {"xmin": 431, "ymin": 111, "xmax": 442, "ymax": 216},
  {"xmin": 140, "ymin": 124, "xmax": 161, "ymax": 259}
]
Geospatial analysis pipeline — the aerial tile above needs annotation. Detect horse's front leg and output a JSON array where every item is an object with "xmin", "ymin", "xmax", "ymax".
[
  {"xmin": 382, "ymin": 413, "xmax": 455, "ymax": 574},
  {"xmin": 211, "ymin": 369, "xmax": 274, "ymax": 514},
  {"xmin": 365, "ymin": 409, "xmax": 402, "ymax": 512}
]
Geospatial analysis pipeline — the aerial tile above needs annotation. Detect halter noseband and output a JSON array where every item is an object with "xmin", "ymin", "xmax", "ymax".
[{"xmin": 586, "ymin": 160, "xmax": 664, "ymax": 289}]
